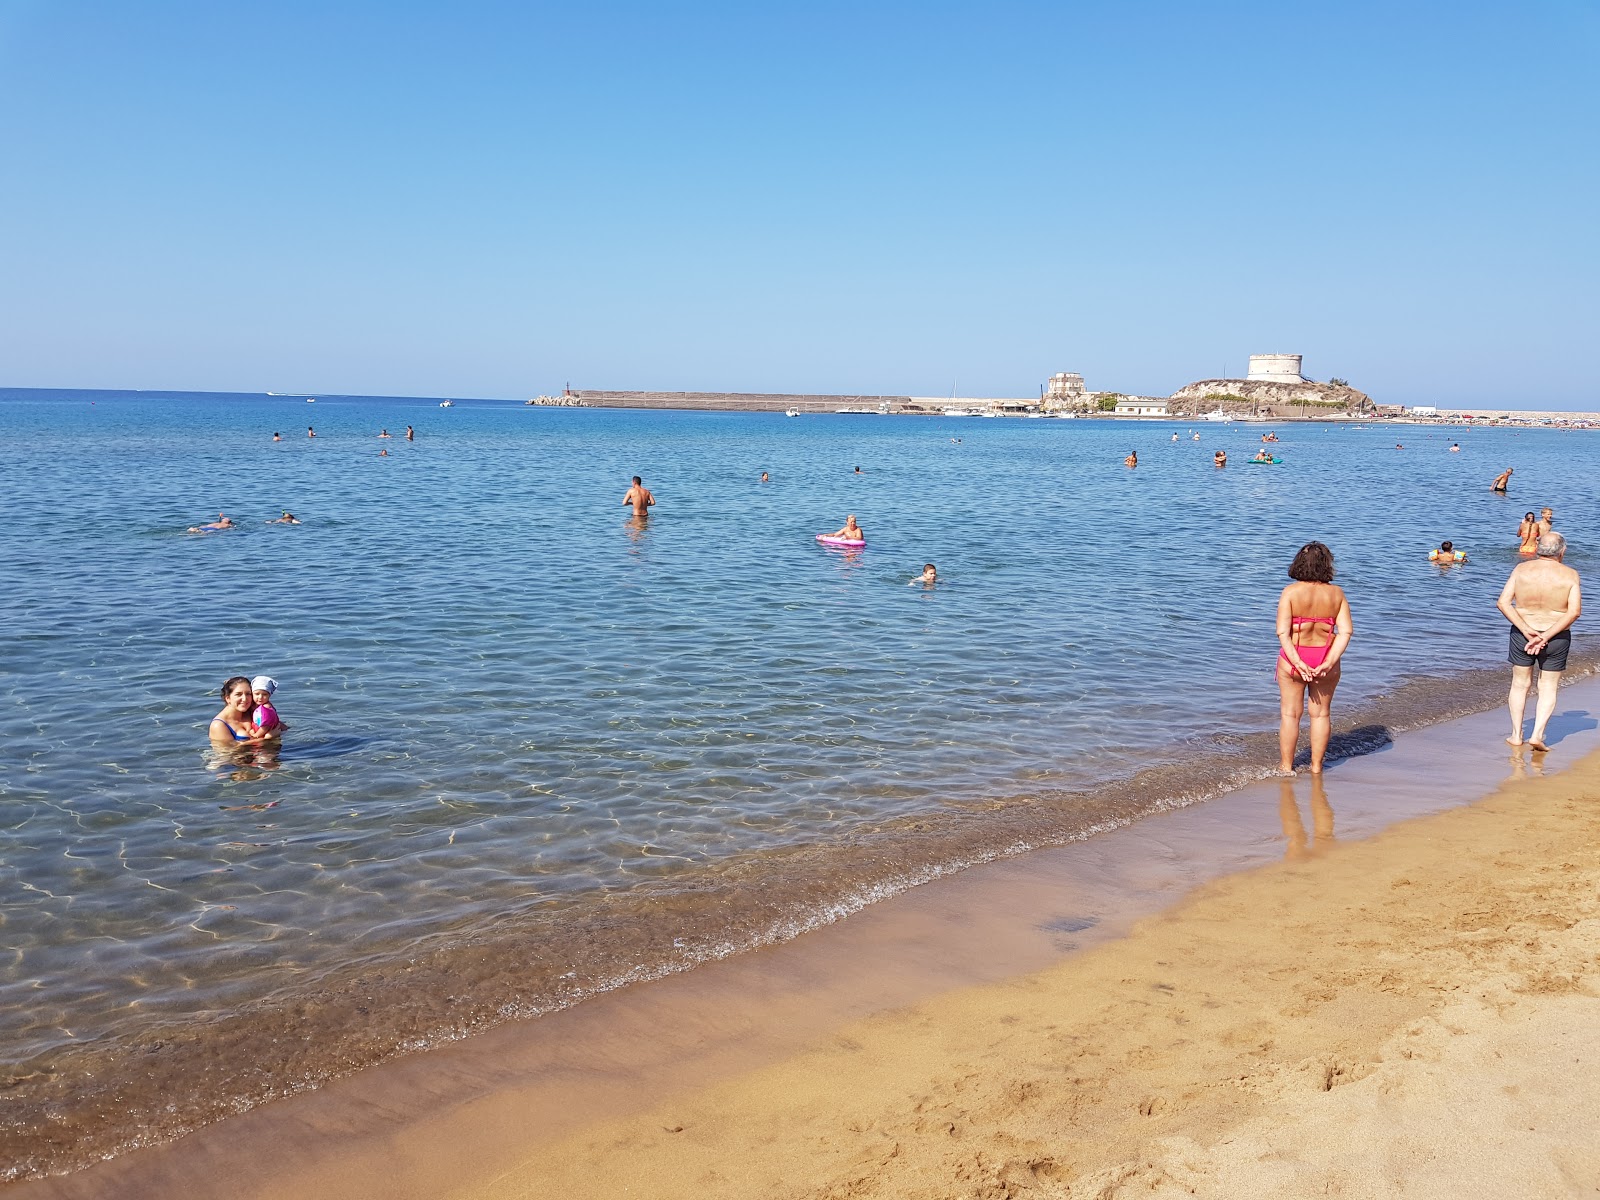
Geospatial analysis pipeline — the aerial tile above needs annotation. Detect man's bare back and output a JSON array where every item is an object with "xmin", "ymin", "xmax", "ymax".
[
  {"xmin": 622, "ymin": 478, "xmax": 655, "ymax": 516},
  {"xmin": 1496, "ymin": 540, "xmax": 1582, "ymax": 751},
  {"xmin": 1499, "ymin": 556, "xmax": 1580, "ymax": 635}
]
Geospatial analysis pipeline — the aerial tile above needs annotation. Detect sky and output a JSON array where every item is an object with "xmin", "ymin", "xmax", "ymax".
[{"xmin": 1, "ymin": 0, "xmax": 1596, "ymax": 407}]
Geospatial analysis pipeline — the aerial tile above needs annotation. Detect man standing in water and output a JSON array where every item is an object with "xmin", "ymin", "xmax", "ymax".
[
  {"xmin": 1496, "ymin": 533, "xmax": 1582, "ymax": 752},
  {"xmin": 1490, "ymin": 467, "xmax": 1512, "ymax": 492},
  {"xmin": 622, "ymin": 475, "xmax": 655, "ymax": 516}
]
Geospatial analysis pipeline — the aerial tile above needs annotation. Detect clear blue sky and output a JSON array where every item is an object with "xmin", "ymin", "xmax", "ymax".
[{"xmin": 2, "ymin": 1, "xmax": 1595, "ymax": 406}]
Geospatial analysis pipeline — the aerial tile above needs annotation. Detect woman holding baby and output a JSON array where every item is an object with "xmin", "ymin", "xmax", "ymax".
[{"xmin": 208, "ymin": 675, "xmax": 286, "ymax": 745}]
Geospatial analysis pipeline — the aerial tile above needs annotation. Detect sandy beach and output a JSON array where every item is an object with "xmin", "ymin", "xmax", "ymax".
[
  {"xmin": 14, "ymin": 701, "xmax": 1600, "ymax": 1200},
  {"xmin": 454, "ymin": 748, "xmax": 1600, "ymax": 1199}
]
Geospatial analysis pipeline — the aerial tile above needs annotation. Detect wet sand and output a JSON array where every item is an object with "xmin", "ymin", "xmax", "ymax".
[
  {"xmin": 473, "ymin": 741, "xmax": 1600, "ymax": 1197},
  {"xmin": 14, "ymin": 685, "xmax": 1600, "ymax": 1198}
]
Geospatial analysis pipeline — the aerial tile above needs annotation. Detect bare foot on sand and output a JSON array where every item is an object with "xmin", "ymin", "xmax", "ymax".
[
  {"xmin": 1271, "ymin": 767, "xmax": 1297, "ymax": 778},
  {"xmin": 1507, "ymin": 735, "xmax": 1525, "ymax": 747},
  {"xmin": 1530, "ymin": 739, "xmax": 1550, "ymax": 752}
]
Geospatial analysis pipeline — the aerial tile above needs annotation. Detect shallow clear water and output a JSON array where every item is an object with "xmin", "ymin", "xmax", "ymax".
[{"xmin": 1, "ymin": 389, "xmax": 1596, "ymax": 1175}]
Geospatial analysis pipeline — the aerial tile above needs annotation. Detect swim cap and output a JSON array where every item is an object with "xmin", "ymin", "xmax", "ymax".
[{"xmin": 250, "ymin": 676, "xmax": 277, "ymax": 695}]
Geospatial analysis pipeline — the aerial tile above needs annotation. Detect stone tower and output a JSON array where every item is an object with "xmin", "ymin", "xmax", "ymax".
[{"xmin": 1247, "ymin": 354, "xmax": 1305, "ymax": 384}]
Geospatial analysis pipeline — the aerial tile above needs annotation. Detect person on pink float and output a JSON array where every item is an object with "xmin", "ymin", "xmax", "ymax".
[
  {"xmin": 1275, "ymin": 542, "xmax": 1353, "ymax": 776},
  {"xmin": 250, "ymin": 675, "xmax": 288, "ymax": 738},
  {"xmin": 821, "ymin": 514, "xmax": 865, "ymax": 544}
]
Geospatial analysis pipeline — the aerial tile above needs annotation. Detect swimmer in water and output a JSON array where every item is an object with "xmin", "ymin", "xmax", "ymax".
[
  {"xmin": 1537, "ymin": 506, "xmax": 1555, "ymax": 538},
  {"xmin": 760, "ymin": 471, "xmax": 769, "ymax": 483},
  {"xmin": 1171, "ymin": 433, "xmax": 1179, "ymax": 442},
  {"xmin": 272, "ymin": 432, "xmax": 281, "ymax": 442},
  {"xmin": 307, "ymin": 426, "xmax": 316, "ymax": 439},
  {"xmin": 909, "ymin": 563, "xmax": 937, "ymax": 585},
  {"xmin": 1253, "ymin": 447, "xmax": 1275, "ymax": 462},
  {"xmin": 854, "ymin": 466, "xmax": 863, "ymax": 474},
  {"xmin": 379, "ymin": 448, "xmax": 389, "ymax": 457},
  {"xmin": 1517, "ymin": 512, "xmax": 1539, "ymax": 556},
  {"xmin": 1429, "ymin": 540, "xmax": 1467, "ymax": 565},
  {"xmin": 1490, "ymin": 467, "xmax": 1512, "ymax": 492},
  {"xmin": 1450, "ymin": 443, "xmax": 1461, "ymax": 452},
  {"xmin": 379, "ymin": 429, "xmax": 392, "ymax": 438},
  {"xmin": 824, "ymin": 514, "xmax": 865, "ymax": 543},
  {"xmin": 187, "ymin": 513, "xmax": 234, "ymax": 533},
  {"xmin": 1214, "ymin": 449, "xmax": 1227, "ymax": 467},
  {"xmin": 267, "ymin": 511, "xmax": 300, "ymax": 525},
  {"xmin": 1124, "ymin": 450, "xmax": 1137, "ymax": 468},
  {"xmin": 622, "ymin": 475, "xmax": 655, "ymax": 516},
  {"xmin": 1192, "ymin": 432, "xmax": 1201, "ymax": 441},
  {"xmin": 210, "ymin": 676, "xmax": 271, "ymax": 746},
  {"xmin": 406, "ymin": 426, "xmax": 415, "ymax": 441}
]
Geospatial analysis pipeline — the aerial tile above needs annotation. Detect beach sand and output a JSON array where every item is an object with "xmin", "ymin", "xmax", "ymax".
[
  {"xmin": 456, "ymin": 750, "xmax": 1600, "ymax": 1200},
  {"xmin": 15, "ymin": 711, "xmax": 1600, "ymax": 1200}
]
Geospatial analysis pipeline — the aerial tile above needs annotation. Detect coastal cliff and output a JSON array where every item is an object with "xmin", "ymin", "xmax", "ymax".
[{"xmin": 1168, "ymin": 378, "xmax": 1372, "ymax": 416}]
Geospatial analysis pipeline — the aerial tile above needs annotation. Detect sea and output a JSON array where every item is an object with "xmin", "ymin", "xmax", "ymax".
[{"xmin": 2, "ymin": 387, "xmax": 1595, "ymax": 1178}]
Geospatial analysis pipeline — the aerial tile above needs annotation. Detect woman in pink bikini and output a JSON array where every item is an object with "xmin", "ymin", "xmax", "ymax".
[{"xmin": 1275, "ymin": 541, "xmax": 1353, "ymax": 775}]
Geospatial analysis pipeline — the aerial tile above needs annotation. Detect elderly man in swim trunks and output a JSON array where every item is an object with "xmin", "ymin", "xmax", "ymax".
[
  {"xmin": 1490, "ymin": 467, "xmax": 1512, "ymax": 492},
  {"xmin": 1496, "ymin": 533, "xmax": 1582, "ymax": 752}
]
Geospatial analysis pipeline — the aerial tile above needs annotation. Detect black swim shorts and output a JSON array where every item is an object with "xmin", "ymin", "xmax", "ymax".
[{"xmin": 1508, "ymin": 625, "xmax": 1570, "ymax": 672}]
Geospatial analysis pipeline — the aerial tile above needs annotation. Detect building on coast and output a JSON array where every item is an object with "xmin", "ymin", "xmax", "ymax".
[
  {"xmin": 1247, "ymin": 354, "xmax": 1307, "ymax": 384},
  {"xmin": 1112, "ymin": 396, "xmax": 1170, "ymax": 417},
  {"xmin": 1044, "ymin": 372, "xmax": 1087, "ymax": 408},
  {"xmin": 1169, "ymin": 353, "xmax": 1372, "ymax": 416}
]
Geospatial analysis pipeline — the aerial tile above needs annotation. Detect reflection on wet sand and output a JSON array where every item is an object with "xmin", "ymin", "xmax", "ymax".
[
  {"xmin": 1506, "ymin": 748, "xmax": 1547, "ymax": 781},
  {"xmin": 1278, "ymin": 774, "xmax": 1335, "ymax": 862}
]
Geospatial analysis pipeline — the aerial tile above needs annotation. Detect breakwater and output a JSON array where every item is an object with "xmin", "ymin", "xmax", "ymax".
[{"xmin": 572, "ymin": 389, "xmax": 913, "ymax": 413}]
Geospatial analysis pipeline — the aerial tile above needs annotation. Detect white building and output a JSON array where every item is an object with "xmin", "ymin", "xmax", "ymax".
[
  {"xmin": 1113, "ymin": 397, "xmax": 1169, "ymax": 417},
  {"xmin": 1247, "ymin": 354, "xmax": 1306, "ymax": 384}
]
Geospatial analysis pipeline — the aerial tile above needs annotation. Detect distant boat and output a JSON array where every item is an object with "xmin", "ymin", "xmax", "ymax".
[
  {"xmin": 1201, "ymin": 410, "xmax": 1230, "ymax": 422},
  {"xmin": 943, "ymin": 408, "xmax": 975, "ymax": 417},
  {"xmin": 1052, "ymin": 412, "xmax": 1078, "ymax": 419},
  {"xmin": 305, "ymin": 398, "xmax": 316, "ymax": 403},
  {"xmin": 439, "ymin": 400, "xmax": 454, "ymax": 408},
  {"xmin": 785, "ymin": 408, "xmax": 800, "ymax": 417},
  {"xmin": 836, "ymin": 404, "xmax": 890, "ymax": 415}
]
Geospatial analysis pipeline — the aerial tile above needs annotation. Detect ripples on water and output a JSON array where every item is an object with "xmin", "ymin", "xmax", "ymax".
[{"xmin": 1, "ymin": 389, "xmax": 1596, "ymax": 1175}]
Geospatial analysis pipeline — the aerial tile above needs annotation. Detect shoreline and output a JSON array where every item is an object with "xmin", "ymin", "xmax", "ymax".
[
  {"xmin": 15, "ymin": 676, "xmax": 1600, "ymax": 1198},
  {"xmin": 6, "ymin": 656, "xmax": 1594, "ymax": 1182},
  {"xmin": 496, "ymin": 735, "xmax": 1600, "ymax": 1200}
]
